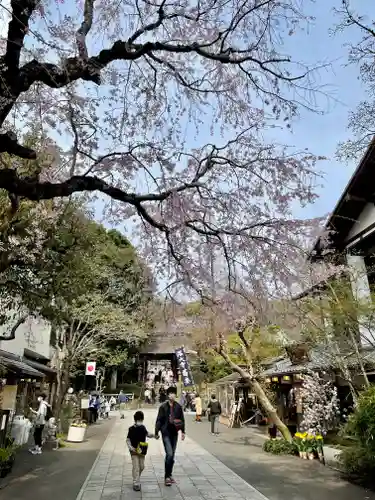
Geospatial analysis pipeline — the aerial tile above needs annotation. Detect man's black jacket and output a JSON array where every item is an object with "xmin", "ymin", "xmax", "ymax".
[{"xmin": 155, "ymin": 401, "xmax": 185, "ymax": 435}]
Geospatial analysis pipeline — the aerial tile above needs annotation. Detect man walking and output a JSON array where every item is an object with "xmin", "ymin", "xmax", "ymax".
[
  {"xmin": 155, "ymin": 386, "xmax": 185, "ymax": 486},
  {"xmin": 207, "ymin": 394, "xmax": 222, "ymax": 435}
]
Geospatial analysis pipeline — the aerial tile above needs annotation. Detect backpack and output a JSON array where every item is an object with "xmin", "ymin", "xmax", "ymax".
[{"xmin": 209, "ymin": 400, "xmax": 221, "ymax": 415}]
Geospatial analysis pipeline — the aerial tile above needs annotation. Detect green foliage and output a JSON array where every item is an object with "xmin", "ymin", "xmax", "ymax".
[
  {"xmin": 345, "ymin": 385, "xmax": 375, "ymax": 450},
  {"xmin": 340, "ymin": 385, "xmax": 375, "ymax": 480},
  {"xmin": 92, "ymin": 227, "xmax": 152, "ymax": 312},
  {"xmin": 340, "ymin": 446, "xmax": 375, "ymax": 479},
  {"xmin": 205, "ymin": 355, "xmax": 232, "ymax": 381},
  {"xmin": 198, "ymin": 328, "xmax": 280, "ymax": 382},
  {"xmin": 184, "ymin": 301, "xmax": 203, "ymax": 316},
  {"xmin": 94, "ymin": 346, "xmax": 129, "ymax": 369},
  {"xmin": 263, "ymin": 439, "xmax": 298, "ymax": 456}
]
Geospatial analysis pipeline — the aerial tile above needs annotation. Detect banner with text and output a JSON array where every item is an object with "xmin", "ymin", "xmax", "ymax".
[{"xmin": 175, "ymin": 347, "xmax": 194, "ymax": 387}]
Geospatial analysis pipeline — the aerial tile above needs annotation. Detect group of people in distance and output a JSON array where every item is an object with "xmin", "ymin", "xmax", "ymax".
[{"xmin": 127, "ymin": 389, "xmax": 222, "ymax": 491}]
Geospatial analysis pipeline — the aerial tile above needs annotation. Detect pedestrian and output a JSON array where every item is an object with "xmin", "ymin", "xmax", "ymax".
[
  {"xmin": 29, "ymin": 393, "xmax": 51, "ymax": 455},
  {"xmin": 155, "ymin": 386, "xmax": 185, "ymax": 486},
  {"xmin": 104, "ymin": 398, "xmax": 110, "ymax": 418},
  {"xmin": 207, "ymin": 394, "xmax": 222, "ymax": 435},
  {"xmin": 109, "ymin": 395, "xmax": 117, "ymax": 410},
  {"xmin": 185, "ymin": 391, "xmax": 191, "ymax": 411},
  {"xmin": 179, "ymin": 391, "xmax": 186, "ymax": 409},
  {"xmin": 127, "ymin": 410, "xmax": 154, "ymax": 491},
  {"xmin": 118, "ymin": 390, "xmax": 127, "ymax": 419},
  {"xmin": 195, "ymin": 393, "xmax": 202, "ymax": 422},
  {"xmin": 88, "ymin": 395, "xmax": 96, "ymax": 424},
  {"xmin": 93, "ymin": 395, "xmax": 100, "ymax": 421},
  {"xmin": 159, "ymin": 386, "xmax": 166, "ymax": 403},
  {"xmin": 144, "ymin": 388, "xmax": 151, "ymax": 404}
]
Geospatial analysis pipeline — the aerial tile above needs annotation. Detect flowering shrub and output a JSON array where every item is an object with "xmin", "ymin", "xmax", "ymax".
[{"xmin": 300, "ymin": 372, "xmax": 340, "ymax": 436}]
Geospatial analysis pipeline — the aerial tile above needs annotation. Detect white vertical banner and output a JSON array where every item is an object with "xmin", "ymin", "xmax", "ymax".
[{"xmin": 85, "ymin": 361, "xmax": 96, "ymax": 376}]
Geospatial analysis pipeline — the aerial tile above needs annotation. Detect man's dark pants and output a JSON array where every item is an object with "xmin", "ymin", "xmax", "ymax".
[{"xmin": 162, "ymin": 432, "xmax": 178, "ymax": 479}]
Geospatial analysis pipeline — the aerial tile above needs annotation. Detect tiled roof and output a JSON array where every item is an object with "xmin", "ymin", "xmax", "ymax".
[
  {"xmin": 215, "ymin": 366, "xmax": 250, "ymax": 384},
  {"xmin": 0, "ymin": 355, "xmax": 45, "ymax": 378},
  {"xmin": 215, "ymin": 373, "xmax": 241, "ymax": 384},
  {"xmin": 263, "ymin": 346, "xmax": 375, "ymax": 376}
]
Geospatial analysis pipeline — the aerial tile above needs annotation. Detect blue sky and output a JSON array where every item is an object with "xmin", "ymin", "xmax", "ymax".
[{"xmin": 269, "ymin": 0, "xmax": 372, "ymax": 219}]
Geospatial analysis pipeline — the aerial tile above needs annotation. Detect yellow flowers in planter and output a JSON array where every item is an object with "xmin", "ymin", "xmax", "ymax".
[
  {"xmin": 70, "ymin": 421, "xmax": 87, "ymax": 428},
  {"xmin": 294, "ymin": 433, "xmax": 323, "ymax": 460}
]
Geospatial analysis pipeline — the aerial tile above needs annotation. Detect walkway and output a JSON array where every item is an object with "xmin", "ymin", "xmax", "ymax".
[{"xmin": 76, "ymin": 410, "xmax": 267, "ymax": 500}]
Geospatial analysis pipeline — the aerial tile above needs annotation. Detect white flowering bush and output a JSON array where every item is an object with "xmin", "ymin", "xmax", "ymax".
[{"xmin": 300, "ymin": 372, "xmax": 340, "ymax": 436}]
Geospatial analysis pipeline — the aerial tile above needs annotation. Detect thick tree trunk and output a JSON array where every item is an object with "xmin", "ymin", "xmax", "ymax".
[
  {"xmin": 53, "ymin": 362, "xmax": 70, "ymax": 420},
  {"xmin": 217, "ymin": 347, "xmax": 293, "ymax": 442},
  {"xmin": 111, "ymin": 368, "xmax": 117, "ymax": 391},
  {"xmin": 250, "ymin": 378, "xmax": 292, "ymax": 442}
]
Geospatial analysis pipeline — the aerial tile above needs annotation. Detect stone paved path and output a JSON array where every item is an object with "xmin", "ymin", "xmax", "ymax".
[{"xmin": 76, "ymin": 409, "xmax": 268, "ymax": 500}]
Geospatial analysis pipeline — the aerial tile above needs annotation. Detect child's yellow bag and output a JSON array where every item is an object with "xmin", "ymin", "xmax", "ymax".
[{"xmin": 136, "ymin": 442, "xmax": 148, "ymax": 456}]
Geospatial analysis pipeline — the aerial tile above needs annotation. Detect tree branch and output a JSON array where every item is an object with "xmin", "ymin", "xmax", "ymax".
[
  {"xmin": 0, "ymin": 167, "xmax": 200, "ymax": 203},
  {"xmin": 76, "ymin": 0, "xmax": 96, "ymax": 59},
  {"xmin": 215, "ymin": 336, "xmax": 252, "ymax": 380},
  {"xmin": 16, "ymin": 38, "xmax": 297, "ymax": 98},
  {"xmin": 2, "ymin": 0, "xmax": 37, "ymax": 73},
  {"xmin": 0, "ymin": 314, "xmax": 28, "ymax": 341}
]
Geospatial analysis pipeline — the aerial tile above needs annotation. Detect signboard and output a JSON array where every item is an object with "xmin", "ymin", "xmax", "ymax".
[
  {"xmin": 85, "ymin": 362, "xmax": 96, "ymax": 376},
  {"xmin": 175, "ymin": 347, "xmax": 194, "ymax": 387},
  {"xmin": 81, "ymin": 398, "xmax": 90, "ymax": 409}
]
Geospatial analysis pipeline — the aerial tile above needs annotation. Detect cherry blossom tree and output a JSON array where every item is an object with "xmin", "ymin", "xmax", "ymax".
[
  {"xmin": 300, "ymin": 371, "xmax": 340, "ymax": 436},
  {"xmin": 0, "ymin": 0, "xmax": 325, "ymax": 295}
]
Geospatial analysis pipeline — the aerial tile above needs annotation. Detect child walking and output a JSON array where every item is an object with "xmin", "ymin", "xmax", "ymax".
[{"xmin": 127, "ymin": 411, "xmax": 154, "ymax": 491}]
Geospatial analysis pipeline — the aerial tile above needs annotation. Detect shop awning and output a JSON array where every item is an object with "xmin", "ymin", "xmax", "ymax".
[
  {"xmin": 23, "ymin": 358, "xmax": 56, "ymax": 374},
  {"xmin": 0, "ymin": 355, "xmax": 45, "ymax": 378}
]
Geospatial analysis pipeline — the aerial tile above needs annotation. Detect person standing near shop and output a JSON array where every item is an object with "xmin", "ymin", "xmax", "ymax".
[
  {"xmin": 29, "ymin": 394, "xmax": 50, "ymax": 455},
  {"xmin": 155, "ymin": 386, "xmax": 185, "ymax": 486},
  {"xmin": 207, "ymin": 394, "xmax": 222, "ymax": 435}
]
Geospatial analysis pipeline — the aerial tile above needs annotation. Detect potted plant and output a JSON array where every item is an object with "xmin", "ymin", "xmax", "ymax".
[
  {"xmin": 0, "ymin": 446, "xmax": 15, "ymax": 478},
  {"xmin": 294, "ymin": 432, "xmax": 308, "ymax": 459},
  {"xmin": 306, "ymin": 434, "xmax": 316, "ymax": 460},
  {"xmin": 67, "ymin": 420, "xmax": 87, "ymax": 443}
]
